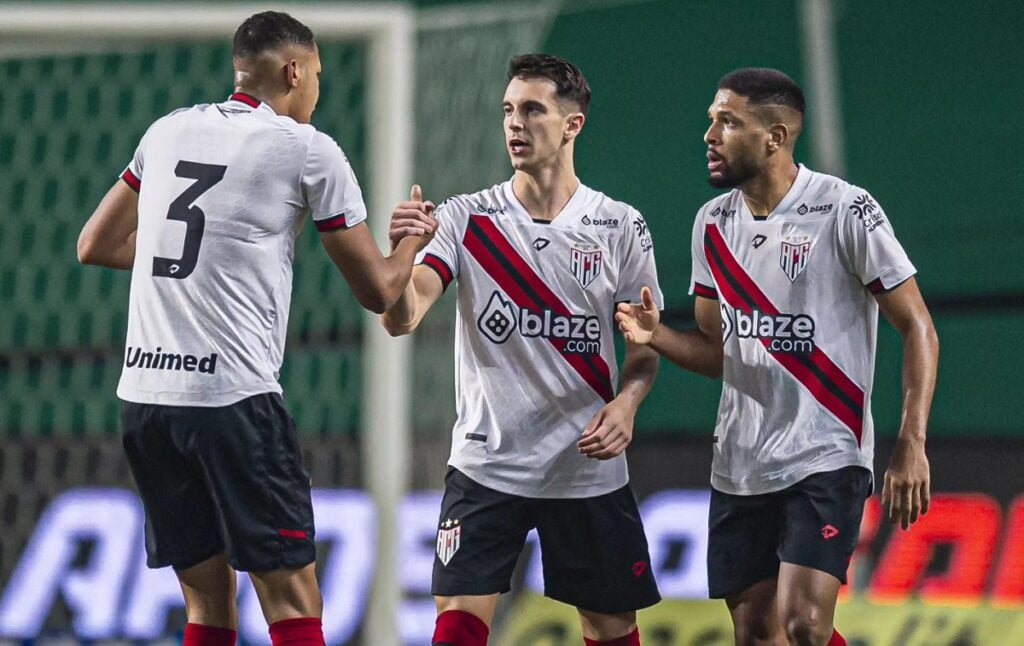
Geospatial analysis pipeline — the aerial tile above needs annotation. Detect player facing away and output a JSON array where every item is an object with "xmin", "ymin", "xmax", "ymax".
[
  {"xmin": 615, "ymin": 68, "xmax": 939, "ymax": 646},
  {"xmin": 382, "ymin": 54, "xmax": 663, "ymax": 646},
  {"xmin": 76, "ymin": 11, "xmax": 436, "ymax": 646}
]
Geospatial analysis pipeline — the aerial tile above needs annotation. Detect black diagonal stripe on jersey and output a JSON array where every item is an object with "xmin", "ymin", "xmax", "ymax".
[
  {"xmin": 465, "ymin": 217, "xmax": 613, "ymax": 402},
  {"xmin": 705, "ymin": 226, "xmax": 863, "ymax": 432},
  {"xmin": 705, "ymin": 232, "xmax": 758, "ymax": 310}
]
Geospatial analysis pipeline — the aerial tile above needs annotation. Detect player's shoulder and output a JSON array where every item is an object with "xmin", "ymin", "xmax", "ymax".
[
  {"xmin": 803, "ymin": 169, "xmax": 886, "ymax": 225},
  {"xmin": 576, "ymin": 184, "xmax": 648, "ymax": 241}
]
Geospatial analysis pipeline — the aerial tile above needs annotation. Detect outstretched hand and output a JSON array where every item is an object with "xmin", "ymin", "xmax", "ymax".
[
  {"xmin": 615, "ymin": 286, "xmax": 660, "ymax": 345},
  {"xmin": 389, "ymin": 184, "xmax": 437, "ymax": 251}
]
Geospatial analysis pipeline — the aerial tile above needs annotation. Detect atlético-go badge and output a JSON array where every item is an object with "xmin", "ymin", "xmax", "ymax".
[
  {"xmin": 569, "ymin": 243, "xmax": 602, "ymax": 288},
  {"xmin": 780, "ymin": 234, "xmax": 814, "ymax": 283},
  {"xmin": 436, "ymin": 518, "xmax": 462, "ymax": 566}
]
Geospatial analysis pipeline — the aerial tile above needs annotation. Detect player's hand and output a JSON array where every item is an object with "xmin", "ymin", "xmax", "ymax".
[
  {"xmin": 615, "ymin": 286, "xmax": 660, "ymax": 345},
  {"xmin": 577, "ymin": 399, "xmax": 635, "ymax": 460},
  {"xmin": 389, "ymin": 184, "xmax": 437, "ymax": 251},
  {"xmin": 880, "ymin": 436, "xmax": 930, "ymax": 530}
]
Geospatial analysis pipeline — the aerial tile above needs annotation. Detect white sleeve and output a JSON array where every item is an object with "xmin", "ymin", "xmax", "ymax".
[
  {"xmin": 303, "ymin": 131, "xmax": 368, "ymax": 232},
  {"xmin": 415, "ymin": 197, "xmax": 462, "ymax": 290},
  {"xmin": 837, "ymin": 189, "xmax": 916, "ymax": 294},
  {"xmin": 688, "ymin": 209, "xmax": 718, "ymax": 299},
  {"xmin": 120, "ymin": 132, "xmax": 147, "ymax": 192},
  {"xmin": 614, "ymin": 209, "xmax": 663, "ymax": 307}
]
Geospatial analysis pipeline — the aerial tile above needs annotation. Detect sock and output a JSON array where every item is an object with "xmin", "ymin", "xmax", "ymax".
[
  {"xmin": 268, "ymin": 617, "xmax": 325, "ymax": 646},
  {"xmin": 828, "ymin": 629, "xmax": 847, "ymax": 646},
  {"xmin": 432, "ymin": 609, "xmax": 489, "ymax": 646},
  {"xmin": 584, "ymin": 627, "xmax": 641, "ymax": 646},
  {"xmin": 183, "ymin": 623, "xmax": 237, "ymax": 646}
]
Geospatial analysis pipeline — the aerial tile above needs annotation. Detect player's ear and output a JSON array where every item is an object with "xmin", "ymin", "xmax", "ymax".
[
  {"xmin": 564, "ymin": 112, "xmax": 585, "ymax": 142},
  {"xmin": 284, "ymin": 58, "xmax": 301, "ymax": 90},
  {"xmin": 766, "ymin": 122, "xmax": 788, "ymax": 153}
]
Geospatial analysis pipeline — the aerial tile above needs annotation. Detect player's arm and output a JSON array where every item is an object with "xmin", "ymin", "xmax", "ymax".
[
  {"xmin": 379, "ymin": 266, "xmax": 445, "ymax": 336},
  {"xmin": 578, "ymin": 339, "xmax": 660, "ymax": 460},
  {"xmin": 615, "ymin": 287, "xmax": 724, "ymax": 378},
  {"xmin": 319, "ymin": 222, "xmax": 433, "ymax": 315},
  {"xmin": 876, "ymin": 276, "xmax": 938, "ymax": 530},
  {"xmin": 77, "ymin": 180, "xmax": 139, "ymax": 270}
]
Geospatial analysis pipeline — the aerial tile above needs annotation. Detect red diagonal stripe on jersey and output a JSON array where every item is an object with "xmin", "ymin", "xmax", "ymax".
[
  {"xmin": 464, "ymin": 215, "xmax": 614, "ymax": 402},
  {"xmin": 705, "ymin": 223, "xmax": 864, "ymax": 443}
]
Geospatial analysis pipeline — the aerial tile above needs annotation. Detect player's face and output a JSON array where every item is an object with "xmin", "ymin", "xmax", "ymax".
[
  {"xmin": 292, "ymin": 45, "xmax": 321, "ymax": 124},
  {"xmin": 502, "ymin": 77, "xmax": 581, "ymax": 171},
  {"xmin": 704, "ymin": 89, "xmax": 769, "ymax": 189}
]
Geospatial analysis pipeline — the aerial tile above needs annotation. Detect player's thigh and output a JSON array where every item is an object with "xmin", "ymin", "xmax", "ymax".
[
  {"xmin": 431, "ymin": 468, "xmax": 533, "ymax": 597},
  {"xmin": 724, "ymin": 578, "xmax": 785, "ymax": 646},
  {"xmin": 176, "ymin": 552, "xmax": 238, "ymax": 626},
  {"xmin": 534, "ymin": 484, "xmax": 660, "ymax": 615},
  {"xmin": 174, "ymin": 393, "xmax": 316, "ymax": 573},
  {"xmin": 776, "ymin": 562, "xmax": 840, "ymax": 642},
  {"xmin": 121, "ymin": 401, "xmax": 224, "ymax": 569},
  {"xmin": 707, "ymin": 487, "xmax": 785, "ymax": 600},
  {"xmin": 778, "ymin": 465, "xmax": 871, "ymax": 584}
]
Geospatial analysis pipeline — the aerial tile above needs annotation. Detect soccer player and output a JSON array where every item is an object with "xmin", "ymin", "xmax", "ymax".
[
  {"xmin": 76, "ymin": 11, "xmax": 436, "ymax": 646},
  {"xmin": 615, "ymin": 68, "xmax": 938, "ymax": 646},
  {"xmin": 382, "ymin": 54, "xmax": 662, "ymax": 646}
]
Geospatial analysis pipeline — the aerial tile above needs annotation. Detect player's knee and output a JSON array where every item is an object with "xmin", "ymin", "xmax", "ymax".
[
  {"xmin": 782, "ymin": 611, "xmax": 833, "ymax": 646},
  {"xmin": 732, "ymin": 618, "xmax": 779, "ymax": 645}
]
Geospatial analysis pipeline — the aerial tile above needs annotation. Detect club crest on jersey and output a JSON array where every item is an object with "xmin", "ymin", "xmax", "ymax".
[
  {"xmin": 569, "ymin": 243, "xmax": 602, "ymax": 288},
  {"xmin": 780, "ymin": 234, "xmax": 814, "ymax": 283},
  {"xmin": 436, "ymin": 518, "xmax": 461, "ymax": 566}
]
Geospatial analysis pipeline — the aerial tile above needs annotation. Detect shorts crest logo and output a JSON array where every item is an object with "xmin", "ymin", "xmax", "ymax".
[
  {"xmin": 569, "ymin": 243, "xmax": 602, "ymax": 288},
  {"xmin": 821, "ymin": 524, "xmax": 839, "ymax": 540},
  {"xmin": 780, "ymin": 233, "xmax": 814, "ymax": 282},
  {"xmin": 437, "ymin": 518, "xmax": 462, "ymax": 566}
]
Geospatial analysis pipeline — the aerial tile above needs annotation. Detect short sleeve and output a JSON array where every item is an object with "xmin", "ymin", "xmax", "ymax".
[
  {"xmin": 415, "ymin": 197, "xmax": 462, "ymax": 291},
  {"xmin": 837, "ymin": 190, "xmax": 916, "ymax": 294},
  {"xmin": 688, "ymin": 209, "xmax": 718, "ymax": 299},
  {"xmin": 303, "ymin": 132, "xmax": 368, "ymax": 232},
  {"xmin": 120, "ymin": 135, "xmax": 146, "ymax": 192},
  {"xmin": 614, "ymin": 209, "xmax": 663, "ymax": 307}
]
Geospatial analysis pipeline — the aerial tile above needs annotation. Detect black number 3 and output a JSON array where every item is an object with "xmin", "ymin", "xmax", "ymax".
[{"xmin": 152, "ymin": 160, "xmax": 227, "ymax": 279}]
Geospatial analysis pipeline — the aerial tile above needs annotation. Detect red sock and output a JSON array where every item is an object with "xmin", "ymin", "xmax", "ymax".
[
  {"xmin": 432, "ymin": 610, "xmax": 489, "ymax": 646},
  {"xmin": 584, "ymin": 627, "xmax": 641, "ymax": 646},
  {"xmin": 183, "ymin": 623, "xmax": 236, "ymax": 646},
  {"xmin": 268, "ymin": 617, "xmax": 324, "ymax": 646},
  {"xmin": 828, "ymin": 629, "xmax": 847, "ymax": 646}
]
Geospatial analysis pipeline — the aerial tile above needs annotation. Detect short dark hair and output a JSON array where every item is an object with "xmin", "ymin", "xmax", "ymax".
[
  {"xmin": 718, "ymin": 68, "xmax": 805, "ymax": 116},
  {"xmin": 233, "ymin": 11, "xmax": 315, "ymax": 59},
  {"xmin": 508, "ymin": 54, "xmax": 591, "ymax": 116}
]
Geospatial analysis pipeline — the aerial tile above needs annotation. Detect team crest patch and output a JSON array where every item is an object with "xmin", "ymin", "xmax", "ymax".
[
  {"xmin": 780, "ymin": 234, "xmax": 814, "ymax": 283},
  {"xmin": 436, "ymin": 518, "xmax": 462, "ymax": 566},
  {"xmin": 569, "ymin": 243, "xmax": 602, "ymax": 288}
]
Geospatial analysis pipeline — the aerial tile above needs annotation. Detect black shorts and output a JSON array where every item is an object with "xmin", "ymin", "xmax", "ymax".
[
  {"xmin": 121, "ymin": 393, "xmax": 315, "ymax": 572},
  {"xmin": 707, "ymin": 465, "xmax": 872, "ymax": 598},
  {"xmin": 431, "ymin": 468, "xmax": 661, "ymax": 614}
]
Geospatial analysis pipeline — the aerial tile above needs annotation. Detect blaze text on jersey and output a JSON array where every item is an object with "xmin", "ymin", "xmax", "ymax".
[{"xmin": 478, "ymin": 291, "xmax": 601, "ymax": 355}]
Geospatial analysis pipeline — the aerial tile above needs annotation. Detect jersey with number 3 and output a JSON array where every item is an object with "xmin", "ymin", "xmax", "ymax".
[
  {"xmin": 689, "ymin": 165, "xmax": 916, "ymax": 495},
  {"xmin": 419, "ymin": 180, "xmax": 663, "ymax": 498},
  {"xmin": 116, "ymin": 93, "xmax": 367, "ymax": 407}
]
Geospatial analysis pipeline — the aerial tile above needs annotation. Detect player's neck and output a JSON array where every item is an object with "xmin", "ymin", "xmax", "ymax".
[
  {"xmin": 740, "ymin": 161, "xmax": 799, "ymax": 216},
  {"xmin": 512, "ymin": 163, "xmax": 580, "ymax": 222}
]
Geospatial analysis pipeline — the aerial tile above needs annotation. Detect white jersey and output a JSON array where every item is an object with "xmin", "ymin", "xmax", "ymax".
[
  {"xmin": 420, "ymin": 179, "xmax": 663, "ymax": 498},
  {"xmin": 116, "ymin": 92, "xmax": 367, "ymax": 406},
  {"xmin": 689, "ymin": 165, "xmax": 916, "ymax": 495}
]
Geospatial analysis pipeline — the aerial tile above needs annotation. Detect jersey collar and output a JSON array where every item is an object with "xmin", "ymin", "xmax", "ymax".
[
  {"xmin": 739, "ymin": 163, "xmax": 812, "ymax": 221},
  {"xmin": 501, "ymin": 176, "xmax": 590, "ymax": 226}
]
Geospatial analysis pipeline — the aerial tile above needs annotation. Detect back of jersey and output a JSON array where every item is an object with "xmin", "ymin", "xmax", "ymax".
[{"xmin": 116, "ymin": 93, "xmax": 366, "ymax": 407}]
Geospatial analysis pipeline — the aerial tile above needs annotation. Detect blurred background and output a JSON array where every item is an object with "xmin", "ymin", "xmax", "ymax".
[{"xmin": 0, "ymin": 0, "xmax": 1022, "ymax": 643}]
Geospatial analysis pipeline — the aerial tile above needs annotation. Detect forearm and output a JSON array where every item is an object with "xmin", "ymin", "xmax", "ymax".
[
  {"xmin": 649, "ymin": 324, "xmax": 723, "ymax": 378},
  {"xmin": 615, "ymin": 346, "xmax": 659, "ymax": 413},
  {"xmin": 380, "ymin": 277, "xmax": 421, "ymax": 336},
  {"xmin": 79, "ymin": 231, "xmax": 136, "ymax": 269},
  {"xmin": 897, "ymin": 322, "xmax": 939, "ymax": 441}
]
